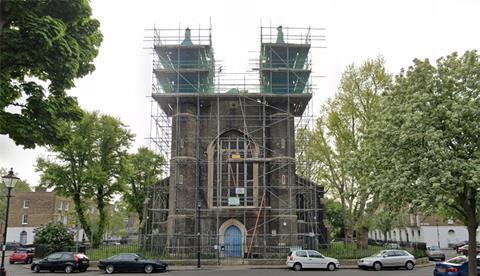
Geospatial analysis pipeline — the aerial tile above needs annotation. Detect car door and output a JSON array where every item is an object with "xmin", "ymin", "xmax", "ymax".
[
  {"xmin": 45, "ymin": 252, "xmax": 63, "ymax": 270},
  {"xmin": 115, "ymin": 254, "xmax": 130, "ymax": 272},
  {"xmin": 381, "ymin": 251, "xmax": 396, "ymax": 267},
  {"xmin": 295, "ymin": 250, "xmax": 309, "ymax": 268},
  {"xmin": 59, "ymin": 253, "xmax": 73, "ymax": 270},
  {"xmin": 306, "ymin": 250, "xmax": 325, "ymax": 269}
]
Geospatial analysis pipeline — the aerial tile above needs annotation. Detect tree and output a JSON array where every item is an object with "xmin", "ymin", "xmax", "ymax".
[
  {"xmin": 0, "ymin": 168, "xmax": 32, "ymax": 221},
  {"xmin": 33, "ymin": 222, "xmax": 74, "ymax": 250},
  {"xmin": 373, "ymin": 50, "xmax": 480, "ymax": 276},
  {"xmin": 121, "ymin": 147, "xmax": 164, "ymax": 225},
  {"xmin": 0, "ymin": 0, "xmax": 102, "ymax": 148},
  {"xmin": 305, "ymin": 57, "xmax": 391, "ymax": 248},
  {"xmin": 323, "ymin": 198, "xmax": 345, "ymax": 240},
  {"xmin": 36, "ymin": 111, "xmax": 133, "ymax": 247}
]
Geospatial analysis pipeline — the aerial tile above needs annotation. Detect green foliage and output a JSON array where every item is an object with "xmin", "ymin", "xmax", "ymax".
[
  {"xmin": 305, "ymin": 57, "xmax": 391, "ymax": 245},
  {"xmin": 36, "ymin": 111, "xmax": 134, "ymax": 247},
  {"xmin": 121, "ymin": 147, "xmax": 164, "ymax": 225},
  {"xmin": 0, "ymin": 168, "xmax": 32, "ymax": 221},
  {"xmin": 0, "ymin": 0, "xmax": 103, "ymax": 148},
  {"xmin": 33, "ymin": 222, "xmax": 74, "ymax": 250},
  {"xmin": 323, "ymin": 198, "xmax": 344, "ymax": 239},
  {"xmin": 373, "ymin": 50, "xmax": 480, "ymax": 275}
]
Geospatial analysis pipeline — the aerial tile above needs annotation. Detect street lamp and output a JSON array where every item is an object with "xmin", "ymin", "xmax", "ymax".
[
  {"xmin": 1, "ymin": 168, "xmax": 19, "ymax": 276},
  {"xmin": 196, "ymin": 201, "xmax": 201, "ymax": 268}
]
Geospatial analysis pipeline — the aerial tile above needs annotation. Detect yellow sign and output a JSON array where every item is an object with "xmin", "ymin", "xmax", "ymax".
[{"xmin": 232, "ymin": 153, "xmax": 241, "ymax": 160}]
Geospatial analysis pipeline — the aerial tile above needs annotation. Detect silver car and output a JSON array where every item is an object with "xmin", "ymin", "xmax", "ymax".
[
  {"xmin": 357, "ymin": 250, "xmax": 416, "ymax": 271},
  {"xmin": 287, "ymin": 250, "xmax": 340, "ymax": 271},
  {"xmin": 427, "ymin": 246, "xmax": 445, "ymax": 261}
]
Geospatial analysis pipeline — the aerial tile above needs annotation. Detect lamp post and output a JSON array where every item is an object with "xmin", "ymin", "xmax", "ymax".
[
  {"xmin": 196, "ymin": 201, "xmax": 201, "ymax": 268},
  {"xmin": 436, "ymin": 219, "xmax": 441, "ymax": 248},
  {"xmin": 1, "ymin": 168, "xmax": 19, "ymax": 276}
]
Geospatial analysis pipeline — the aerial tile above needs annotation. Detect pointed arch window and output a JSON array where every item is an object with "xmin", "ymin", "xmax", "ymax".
[{"xmin": 208, "ymin": 130, "xmax": 259, "ymax": 207}]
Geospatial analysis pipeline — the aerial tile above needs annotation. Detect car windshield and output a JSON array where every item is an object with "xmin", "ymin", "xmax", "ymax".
[
  {"xmin": 429, "ymin": 246, "xmax": 440, "ymax": 251},
  {"xmin": 447, "ymin": 256, "xmax": 467, "ymax": 264}
]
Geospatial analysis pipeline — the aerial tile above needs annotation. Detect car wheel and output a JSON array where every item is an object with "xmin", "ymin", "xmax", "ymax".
[
  {"xmin": 26, "ymin": 258, "xmax": 33, "ymax": 264},
  {"xmin": 144, "ymin": 264, "xmax": 154, "ymax": 274},
  {"xmin": 32, "ymin": 265, "xmax": 40, "ymax": 273},
  {"xmin": 327, "ymin": 263, "xmax": 336, "ymax": 271},
  {"xmin": 293, "ymin": 263, "xmax": 302, "ymax": 271},
  {"xmin": 405, "ymin": 261, "xmax": 414, "ymax": 270},
  {"xmin": 9, "ymin": 260, "xmax": 14, "ymax": 264},
  {"xmin": 373, "ymin": 262, "xmax": 382, "ymax": 271},
  {"xmin": 105, "ymin": 265, "xmax": 115, "ymax": 274},
  {"xmin": 65, "ymin": 265, "xmax": 73, "ymax": 274}
]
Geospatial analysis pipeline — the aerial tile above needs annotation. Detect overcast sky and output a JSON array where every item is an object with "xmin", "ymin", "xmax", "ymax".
[{"xmin": 1, "ymin": 0, "xmax": 479, "ymax": 186}]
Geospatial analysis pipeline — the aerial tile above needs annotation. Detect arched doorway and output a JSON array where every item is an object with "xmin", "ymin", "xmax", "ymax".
[
  {"xmin": 20, "ymin": 231, "xmax": 27, "ymax": 245},
  {"xmin": 224, "ymin": 225, "xmax": 242, "ymax": 257}
]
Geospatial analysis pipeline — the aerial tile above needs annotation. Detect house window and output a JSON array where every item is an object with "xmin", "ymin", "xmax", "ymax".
[
  {"xmin": 20, "ymin": 231, "xmax": 27, "ymax": 244},
  {"xmin": 58, "ymin": 201, "xmax": 63, "ymax": 210},
  {"xmin": 23, "ymin": 200, "xmax": 30, "ymax": 209},
  {"xmin": 210, "ymin": 130, "xmax": 258, "ymax": 207},
  {"xmin": 63, "ymin": 202, "xmax": 69, "ymax": 211},
  {"xmin": 178, "ymin": 174, "xmax": 184, "ymax": 185},
  {"xmin": 282, "ymin": 174, "xmax": 286, "ymax": 185},
  {"xmin": 21, "ymin": 214, "xmax": 28, "ymax": 225}
]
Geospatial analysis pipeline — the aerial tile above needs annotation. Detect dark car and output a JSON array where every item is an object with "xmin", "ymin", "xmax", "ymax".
[
  {"xmin": 457, "ymin": 244, "xmax": 480, "ymax": 255},
  {"xmin": 98, "ymin": 253, "xmax": 167, "ymax": 274},
  {"xmin": 433, "ymin": 256, "xmax": 480, "ymax": 276},
  {"xmin": 453, "ymin": 241, "xmax": 468, "ymax": 253},
  {"xmin": 5, "ymin": 242, "xmax": 23, "ymax": 251},
  {"xmin": 9, "ymin": 247, "xmax": 34, "ymax": 264},
  {"xmin": 31, "ymin": 252, "xmax": 89, "ymax": 273}
]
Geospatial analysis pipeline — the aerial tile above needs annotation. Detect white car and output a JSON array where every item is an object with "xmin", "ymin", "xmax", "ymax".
[{"xmin": 286, "ymin": 250, "xmax": 340, "ymax": 271}]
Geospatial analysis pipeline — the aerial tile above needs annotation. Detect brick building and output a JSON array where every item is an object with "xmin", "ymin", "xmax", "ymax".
[{"xmin": 6, "ymin": 188, "xmax": 73, "ymax": 244}]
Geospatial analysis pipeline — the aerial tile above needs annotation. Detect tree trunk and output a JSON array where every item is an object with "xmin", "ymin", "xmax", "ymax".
[
  {"xmin": 466, "ymin": 208, "xmax": 478, "ymax": 276},
  {"xmin": 136, "ymin": 207, "xmax": 143, "ymax": 226},
  {"xmin": 383, "ymin": 231, "xmax": 388, "ymax": 244},
  {"xmin": 343, "ymin": 213, "xmax": 353, "ymax": 243},
  {"xmin": 94, "ymin": 199, "xmax": 107, "ymax": 247},
  {"xmin": 73, "ymin": 193, "xmax": 91, "ymax": 242},
  {"xmin": 356, "ymin": 226, "xmax": 369, "ymax": 249}
]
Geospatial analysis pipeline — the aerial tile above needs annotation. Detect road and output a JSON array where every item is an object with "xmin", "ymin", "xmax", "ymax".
[{"xmin": 5, "ymin": 262, "xmax": 435, "ymax": 276}]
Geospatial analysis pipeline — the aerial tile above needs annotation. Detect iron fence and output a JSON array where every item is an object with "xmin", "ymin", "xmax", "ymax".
[{"xmin": 33, "ymin": 235, "xmax": 426, "ymax": 261}]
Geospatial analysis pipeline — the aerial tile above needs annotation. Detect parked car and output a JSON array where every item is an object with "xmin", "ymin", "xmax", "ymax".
[
  {"xmin": 9, "ymin": 247, "xmax": 34, "ymax": 264},
  {"xmin": 31, "ymin": 252, "xmax": 89, "ymax": 273},
  {"xmin": 427, "ymin": 246, "xmax": 446, "ymax": 261},
  {"xmin": 286, "ymin": 250, "xmax": 340, "ymax": 271},
  {"xmin": 5, "ymin": 242, "xmax": 22, "ymax": 251},
  {"xmin": 457, "ymin": 244, "xmax": 480, "ymax": 255},
  {"xmin": 98, "ymin": 253, "xmax": 167, "ymax": 274},
  {"xmin": 453, "ymin": 241, "xmax": 469, "ymax": 253},
  {"xmin": 357, "ymin": 250, "xmax": 416, "ymax": 271},
  {"xmin": 433, "ymin": 255, "xmax": 480, "ymax": 275}
]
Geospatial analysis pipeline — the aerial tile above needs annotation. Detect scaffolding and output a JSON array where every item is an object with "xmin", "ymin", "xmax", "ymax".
[{"xmin": 145, "ymin": 24, "xmax": 327, "ymax": 261}]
